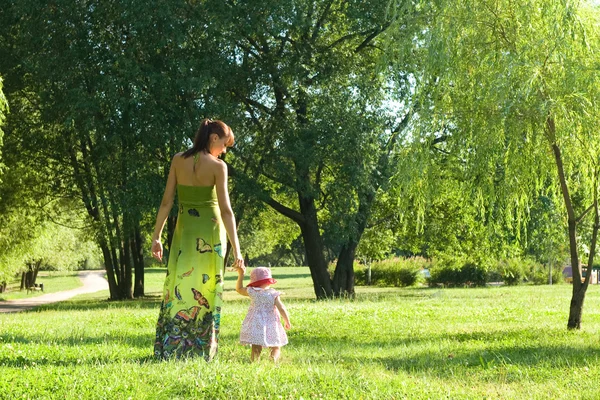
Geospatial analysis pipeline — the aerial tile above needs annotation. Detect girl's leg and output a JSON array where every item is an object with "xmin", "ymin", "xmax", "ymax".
[
  {"xmin": 269, "ymin": 347, "xmax": 281, "ymax": 362},
  {"xmin": 251, "ymin": 345, "xmax": 262, "ymax": 362}
]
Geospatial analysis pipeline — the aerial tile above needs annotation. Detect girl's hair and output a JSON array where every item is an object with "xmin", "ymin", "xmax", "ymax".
[{"xmin": 182, "ymin": 119, "xmax": 234, "ymax": 158}]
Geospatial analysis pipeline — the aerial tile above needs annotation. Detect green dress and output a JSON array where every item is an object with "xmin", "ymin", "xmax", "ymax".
[{"xmin": 154, "ymin": 184, "xmax": 226, "ymax": 361}]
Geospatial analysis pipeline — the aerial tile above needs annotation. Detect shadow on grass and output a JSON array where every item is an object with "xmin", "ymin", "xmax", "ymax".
[
  {"xmin": 289, "ymin": 326, "xmax": 595, "ymax": 376},
  {"xmin": 0, "ymin": 352, "xmax": 163, "ymax": 368},
  {"xmin": 3, "ymin": 327, "xmax": 595, "ymax": 374},
  {"xmin": 372, "ymin": 342, "xmax": 600, "ymax": 375},
  {"xmin": 0, "ymin": 331, "xmax": 153, "ymax": 349},
  {"xmin": 33, "ymin": 297, "xmax": 163, "ymax": 312}
]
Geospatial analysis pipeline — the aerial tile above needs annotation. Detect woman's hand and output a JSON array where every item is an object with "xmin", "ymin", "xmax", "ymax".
[
  {"xmin": 151, "ymin": 239, "xmax": 163, "ymax": 262},
  {"xmin": 232, "ymin": 252, "xmax": 244, "ymax": 270}
]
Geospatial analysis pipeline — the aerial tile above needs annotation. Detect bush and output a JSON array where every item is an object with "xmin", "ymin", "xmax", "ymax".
[
  {"xmin": 428, "ymin": 258, "xmax": 488, "ymax": 287},
  {"xmin": 356, "ymin": 257, "xmax": 430, "ymax": 287},
  {"xmin": 527, "ymin": 261, "xmax": 564, "ymax": 285},
  {"xmin": 497, "ymin": 259, "xmax": 527, "ymax": 286}
]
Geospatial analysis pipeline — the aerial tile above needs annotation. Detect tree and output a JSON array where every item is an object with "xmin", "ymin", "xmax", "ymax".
[
  {"xmin": 197, "ymin": 0, "xmax": 417, "ymax": 298},
  {"xmin": 396, "ymin": 0, "xmax": 600, "ymax": 328},
  {"xmin": 0, "ymin": 76, "xmax": 6, "ymax": 163},
  {"xmin": 0, "ymin": 0, "xmax": 213, "ymax": 299}
]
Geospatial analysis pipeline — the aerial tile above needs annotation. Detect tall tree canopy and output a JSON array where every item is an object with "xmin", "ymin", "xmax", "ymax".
[
  {"xmin": 0, "ymin": 0, "xmax": 215, "ymax": 298},
  {"xmin": 197, "ymin": 0, "xmax": 416, "ymax": 297}
]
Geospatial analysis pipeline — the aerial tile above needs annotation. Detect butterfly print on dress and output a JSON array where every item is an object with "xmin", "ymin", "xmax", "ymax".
[
  {"xmin": 175, "ymin": 306, "xmax": 200, "ymax": 322},
  {"xmin": 188, "ymin": 208, "xmax": 200, "ymax": 217},
  {"xmin": 214, "ymin": 243, "xmax": 223, "ymax": 257},
  {"xmin": 192, "ymin": 288, "xmax": 210, "ymax": 309},
  {"xmin": 178, "ymin": 266, "xmax": 194, "ymax": 279},
  {"xmin": 196, "ymin": 238, "xmax": 212, "ymax": 253}
]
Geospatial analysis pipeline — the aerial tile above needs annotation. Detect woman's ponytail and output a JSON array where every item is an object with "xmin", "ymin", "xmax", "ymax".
[{"xmin": 182, "ymin": 119, "xmax": 233, "ymax": 158}]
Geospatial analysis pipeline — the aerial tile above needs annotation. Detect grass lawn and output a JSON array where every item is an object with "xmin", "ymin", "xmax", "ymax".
[
  {"xmin": 0, "ymin": 270, "xmax": 84, "ymax": 301},
  {"xmin": 2, "ymin": 267, "xmax": 600, "ymax": 399}
]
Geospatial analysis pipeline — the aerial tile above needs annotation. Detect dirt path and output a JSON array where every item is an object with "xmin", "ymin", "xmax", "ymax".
[{"xmin": 0, "ymin": 270, "xmax": 109, "ymax": 313}]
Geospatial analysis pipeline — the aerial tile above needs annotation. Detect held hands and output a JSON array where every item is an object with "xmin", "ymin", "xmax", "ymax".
[
  {"xmin": 232, "ymin": 252, "xmax": 245, "ymax": 270},
  {"xmin": 151, "ymin": 239, "xmax": 163, "ymax": 262},
  {"xmin": 236, "ymin": 265, "xmax": 247, "ymax": 275}
]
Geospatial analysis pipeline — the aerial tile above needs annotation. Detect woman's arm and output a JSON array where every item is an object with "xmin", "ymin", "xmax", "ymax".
[
  {"xmin": 214, "ymin": 160, "xmax": 244, "ymax": 269},
  {"xmin": 235, "ymin": 267, "xmax": 249, "ymax": 296},
  {"xmin": 151, "ymin": 156, "xmax": 178, "ymax": 261},
  {"xmin": 274, "ymin": 296, "xmax": 291, "ymax": 330}
]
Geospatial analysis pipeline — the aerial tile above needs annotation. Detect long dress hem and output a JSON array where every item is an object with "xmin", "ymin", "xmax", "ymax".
[{"xmin": 154, "ymin": 184, "xmax": 226, "ymax": 361}]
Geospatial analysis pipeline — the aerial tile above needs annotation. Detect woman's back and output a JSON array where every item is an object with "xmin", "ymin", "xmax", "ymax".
[{"xmin": 173, "ymin": 152, "xmax": 223, "ymax": 187}]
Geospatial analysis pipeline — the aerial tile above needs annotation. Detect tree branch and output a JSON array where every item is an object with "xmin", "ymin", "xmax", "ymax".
[
  {"xmin": 312, "ymin": 0, "xmax": 336, "ymax": 42},
  {"xmin": 354, "ymin": 24, "xmax": 392, "ymax": 53},
  {"xmin": 576, "ymin": 204, "xmax": 595, "ymax": 225},
  {"xmin": 228, "ymin": 164, "xmax": 306, "ymax": 225}
]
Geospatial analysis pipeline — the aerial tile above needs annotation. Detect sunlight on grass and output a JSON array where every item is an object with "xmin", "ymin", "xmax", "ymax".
[{"xmin": 2, "ymin": 267, "xmax": 600, "ymax": 398}]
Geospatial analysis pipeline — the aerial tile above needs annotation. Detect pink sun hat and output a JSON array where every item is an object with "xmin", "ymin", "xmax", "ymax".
[{"xmin": 247, "ymin": 267, "xmax": 277, "ymax": 287}]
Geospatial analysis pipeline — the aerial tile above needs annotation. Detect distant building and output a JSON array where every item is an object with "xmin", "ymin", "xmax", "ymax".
[{"xmin": 563, "ymin": 264, "xmax": 599, "ymax": 284}]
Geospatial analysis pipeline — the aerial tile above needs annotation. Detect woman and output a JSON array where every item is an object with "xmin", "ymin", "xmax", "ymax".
[{"xmin": 151, "ymin": 118, "xmax": 244, "ymax": 360}]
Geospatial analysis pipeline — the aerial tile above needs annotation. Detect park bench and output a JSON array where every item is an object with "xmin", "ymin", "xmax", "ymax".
[{"xmin": 26, "ymin": 283, "xmax": 44, "ymax": 293}]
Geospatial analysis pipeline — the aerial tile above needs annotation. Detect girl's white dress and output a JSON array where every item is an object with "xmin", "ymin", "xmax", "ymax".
[{"xmin": 240, "ymin": 287, "xmax": 288, "ymax": 347}]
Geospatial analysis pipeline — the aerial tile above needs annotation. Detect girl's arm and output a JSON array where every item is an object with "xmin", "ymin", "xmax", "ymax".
[
  {"xmin": 235, "ymin": 267, "xmax": 249, "ymax": 297},
  {"xmin": 274, "ymin": 296, "xmax": 291, "ymax": 330},
  {"xmin": 214, "ymin": 161, "xmax": 244, "ymax": 270},
  {"xmin": 151, "ymin": 156, "xmax": 178, "ymax": 262}
]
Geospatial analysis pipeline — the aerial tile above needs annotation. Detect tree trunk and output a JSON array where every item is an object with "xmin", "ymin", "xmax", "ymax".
[
  {"xmin": 32, "ymin": 260, "xmax": 41, "ymax": 283},
  {"xmin": 122, "ymin": 232, "xmax": 133, "ymax": 300},
  {"xmin": 570, "ymin": 200, "xmax": 600, "ymax": 329},
  {"xmin": 101, "ymin": 242, "xmax": 119, "ymax": 300},
  {"xmin": 568, "ymin": 287, "xmax": 586, "ymax": 329},
  {"xmin": 333, "ymin": 189, "xmax": 375, "ymax": 296},
  {"xmin": 132, "ymin": 225, "xmax": 145, "ymax": 297},
  {"xmin": 298, "ymin": 196, "xmax": 332, "ymax": 299},
  {"xmin": 333, "ymin": 241, "xmax": 357, "ymax": 297},
  {"xmin": 548, "ymin": 122, "xmax": 591, "ymax": 329}
]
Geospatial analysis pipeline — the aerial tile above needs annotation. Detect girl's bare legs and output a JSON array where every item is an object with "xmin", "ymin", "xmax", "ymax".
[
  {"xmin": 251, "ymin": 345, "xmax": 262, "ymax": 362},
  {"xmin": 270, "ymin": 347, "xmax": 281, "ymax": 362}
]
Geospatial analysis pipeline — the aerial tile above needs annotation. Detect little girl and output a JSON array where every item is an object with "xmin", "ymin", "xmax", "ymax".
[{"xmin": 235, "ymin": 266, "xmax": 291, "ymax": 362}]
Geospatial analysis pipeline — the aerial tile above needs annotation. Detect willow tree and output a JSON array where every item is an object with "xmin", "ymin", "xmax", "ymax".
[{"xmin": 398, "ymin": 0, "xmax": 600, "ymax": 328}]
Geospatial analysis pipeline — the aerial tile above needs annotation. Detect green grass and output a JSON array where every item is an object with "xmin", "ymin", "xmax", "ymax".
[
  {"xmin": 0, "ymin": 270, "xmax": 84, "ymax": 301},
  {"xmin": 2, "ymin": 267, "xmax": 600, "ymax": 399}
]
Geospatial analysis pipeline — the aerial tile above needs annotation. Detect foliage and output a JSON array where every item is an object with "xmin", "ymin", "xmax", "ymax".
[
  {"xmin": 0, "ymin": 0, "xmax": 216, "ymax": 298},
  {"xmin": 428, "ymin": 257, "xmax": 489, "ymax": 287},
  {"xmin": 0, "ymin": 216, "xmax": 101, "ymax": 283},
  {"xmin": 355, "ymin": 256, "xmax": 428, "ymax": 287},
  {"xmin": 391, "ymin": 0, "xmax": 600, "ymax": 326},
  {"xmin": 527, "ymin": 262, "xmax": 566, "ymax": 286},
  {"xmin": 196, "ymin": 0, "xmax": 418, "ymax": 297},
  {"xmin": 238, "ymin": 206, "xmax": 300, "ymax": 262},
  {"xmin": 495, "ymin": 257, "xmax": 565, "ymax": 286},
  {"xmin": 497, "ymin": 258, "xmax": 528, "ymax": 286}
]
